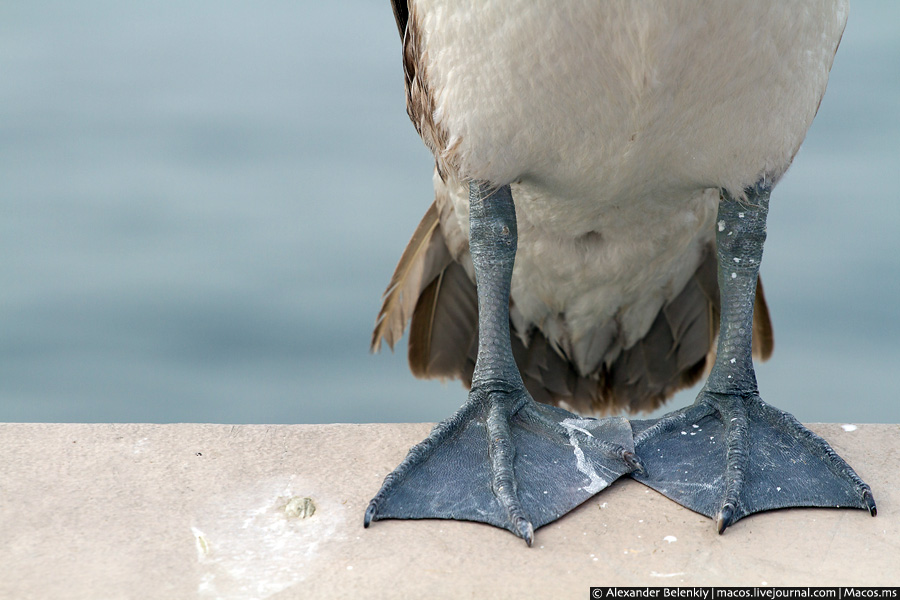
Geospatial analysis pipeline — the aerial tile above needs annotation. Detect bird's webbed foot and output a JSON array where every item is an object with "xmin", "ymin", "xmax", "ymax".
[
  {"xmin": 364, "ymin": 384, "xmax": 640, "ymax": 545},
  {"xmin": 631, "ymin": 391, "xmax": 876, "ymax": 533},
  {"xmin": 630, "ymin": 182, "xmax": 875, "ymax": 532},
  {"xmin": 366, "ymin": 181, "xmax": 640, "ymax": 545}
]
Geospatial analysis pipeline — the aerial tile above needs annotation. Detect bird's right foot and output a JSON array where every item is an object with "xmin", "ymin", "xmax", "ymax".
[{"xmin": 631, "ymin": 391, "xmax": 875, "ymax": 532}]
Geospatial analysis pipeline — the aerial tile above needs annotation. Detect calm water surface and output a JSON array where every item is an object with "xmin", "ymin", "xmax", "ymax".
[{"xmin": 1, "ymin": 2, "xmax": 898, "ymax": 424}]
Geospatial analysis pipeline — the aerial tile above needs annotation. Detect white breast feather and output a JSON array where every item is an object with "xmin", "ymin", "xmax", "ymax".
[{"xmin": 417, "ymin": 0, "xmax": 848, "ymax": 374}]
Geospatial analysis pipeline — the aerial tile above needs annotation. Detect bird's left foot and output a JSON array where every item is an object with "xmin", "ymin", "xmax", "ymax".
[
  {"xmin": 631, "ymin": 391, "xmax": 876, "ymax": 532},
  {"xmin": 364, "ymin": 394, "xmax": 638, "ymax": 542},
  {"xmin": 364, "ymin": 181, "xmax": 640, "ymax": 544}
]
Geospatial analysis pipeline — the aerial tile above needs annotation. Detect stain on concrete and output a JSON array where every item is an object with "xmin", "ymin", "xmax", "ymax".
[{"xmin": 284, "ymin": 496, "xmax": 316, "ymax": 519}]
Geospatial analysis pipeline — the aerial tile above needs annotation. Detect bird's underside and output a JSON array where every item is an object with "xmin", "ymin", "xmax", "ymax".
[
  {"xmin": 365, "ymin": 0, "xmax": 874, "ymax": 545},
  {"xmin": 370, "ymin": 181, "xmax": 775, "ymax": 416}
]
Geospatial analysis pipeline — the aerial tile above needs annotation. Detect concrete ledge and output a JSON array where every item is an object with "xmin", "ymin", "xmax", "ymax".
[{"xmin": 1, "ymin": 423, "xmax": 897, "ymax": 598}]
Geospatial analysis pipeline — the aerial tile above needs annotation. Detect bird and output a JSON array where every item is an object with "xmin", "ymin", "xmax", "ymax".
[{"xmin": 364, "ymin": 0, "xmax": 875, "ymax": 545}]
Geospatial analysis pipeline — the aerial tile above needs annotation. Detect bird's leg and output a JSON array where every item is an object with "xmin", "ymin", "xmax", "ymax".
[
  {"xmin": 365, "ymin": 182, "xmax": 640, "ymax": 544},
  {"xmin": 631, "ymin": 182, "xmax": 876, "ymax": 532}
]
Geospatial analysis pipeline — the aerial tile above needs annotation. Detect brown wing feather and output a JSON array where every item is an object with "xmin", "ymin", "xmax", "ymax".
[
  {"xmin": 371, "ymin": 202, "xmax": 451, "ymax": 352},
  {"xmin": 408, "ymin": 262, "xmax": 478, "ymax": 378},
  {"xmin": 389, "ymin": 0, "xmax": 408, "ymax": 41},
  {"xmin": 392, "ymin": 0, "xmax": 456, "ymax": 179},
  {"xmin": 752, "ymin": 278, "xmax": 774, "ymax": 361}
]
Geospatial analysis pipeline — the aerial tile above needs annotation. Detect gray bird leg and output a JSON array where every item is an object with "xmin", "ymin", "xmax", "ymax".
[
  {"xmin": 631, "ymin": 182, "xmax": 876, "ymax": 532},
  {"xmin": 365, "ymin": 182, "xmax": 641, "ymax": 545}
]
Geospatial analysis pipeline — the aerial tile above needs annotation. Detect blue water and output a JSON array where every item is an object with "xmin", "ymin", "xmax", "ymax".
[{"xmin": 2, "ymin": 2, "xmax": 898, "ymax": 424}]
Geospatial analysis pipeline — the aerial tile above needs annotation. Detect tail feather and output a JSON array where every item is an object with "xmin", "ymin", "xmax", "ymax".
[{"xmin": 602, "ymin": 245, "xmax": 719, "ymax": 413}]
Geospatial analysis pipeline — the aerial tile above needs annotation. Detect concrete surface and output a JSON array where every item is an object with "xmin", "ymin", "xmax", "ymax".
[{"xmin": 1, "ymin": 422, "xmax": 897, "ymax": 598}]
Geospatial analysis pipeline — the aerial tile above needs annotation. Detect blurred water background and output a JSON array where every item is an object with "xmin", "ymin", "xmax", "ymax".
[{"xmin": 1, "ymin": 1, "xmax": 898, "ymax": 424}]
